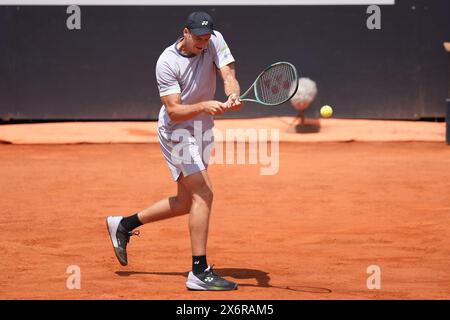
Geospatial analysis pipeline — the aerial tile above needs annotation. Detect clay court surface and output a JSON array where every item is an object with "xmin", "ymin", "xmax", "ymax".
[{"xmin": 1, "ymin": 137, "xmax": 449, "ymax": 299}]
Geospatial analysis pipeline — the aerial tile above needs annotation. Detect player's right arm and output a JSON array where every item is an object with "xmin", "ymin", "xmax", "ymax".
[
  {"xmin": 157, "ymin": 57, "xmax": 226, "ymax": 121},
  {"xmin": 161, "ymin": 93, "xmax": 226, "ymax": 122}
]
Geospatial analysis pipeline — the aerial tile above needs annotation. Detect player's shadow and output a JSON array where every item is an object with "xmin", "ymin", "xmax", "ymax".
[{"xmin": 115, "ymin": 268, "xmax": 332, "ymax": 294}]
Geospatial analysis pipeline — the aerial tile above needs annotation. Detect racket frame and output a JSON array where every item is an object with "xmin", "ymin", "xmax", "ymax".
[{"xmin": 238, "ymin": 61, "xmax": 299, "ymax": 106}]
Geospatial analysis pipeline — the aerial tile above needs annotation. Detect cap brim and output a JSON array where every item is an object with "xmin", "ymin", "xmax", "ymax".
[{"xmin": 189, "ymin": 28, "xmax": 215, "ymax": 36}]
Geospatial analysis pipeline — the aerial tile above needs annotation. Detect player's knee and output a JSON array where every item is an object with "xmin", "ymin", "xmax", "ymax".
[
  {"xmin": 192, "ymin": 185, "xmax": 213, "ymax": 204},
  {"xmin": 170, "ymin": 196, "xmax": 192, "ymax": 214},
  {"xmin": 177, "ymin": 197, "xmax": 192, "ymax": 214}
]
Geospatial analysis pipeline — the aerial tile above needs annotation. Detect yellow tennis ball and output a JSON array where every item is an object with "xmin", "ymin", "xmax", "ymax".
[{"xmin": 320, "ymin": 105, "xmax": 333, "ymax": 118}]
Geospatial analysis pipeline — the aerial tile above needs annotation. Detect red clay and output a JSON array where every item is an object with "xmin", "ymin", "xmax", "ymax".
[{"xmin": 1, "ymin": 142, "xmax": 449, "ymax": 299}]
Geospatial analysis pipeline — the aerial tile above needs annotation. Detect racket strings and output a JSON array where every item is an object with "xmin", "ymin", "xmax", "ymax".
[{"xmin": 256, "ymin": 63, "xmax": 297, "ymax": 105}]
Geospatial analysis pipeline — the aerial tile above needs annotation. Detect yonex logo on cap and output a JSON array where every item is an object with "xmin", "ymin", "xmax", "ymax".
[{"xmin": 202, "ymin": 21, "xmax": 208, "ymax": 26}]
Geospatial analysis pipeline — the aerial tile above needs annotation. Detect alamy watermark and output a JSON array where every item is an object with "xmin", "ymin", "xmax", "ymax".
[
  {"xmin": 66, "ymin": 5, "xmax": 81, "ymax": 30},
  {"xmin": 66, "ymin": 265, "xmax": 81, "ymax": 289},
  {"xmin": 65, "ymin": 5, "xmax": 382, "ymax": 31},
  {"xmin": 366, "ymin": 265, "xmax": 381, "ymax": 289},
  {"xmin": 366, "ymin": 5, "xmax": 381, "ymax": 30},
  {"xmin": 168, "ymin": 121, "xmax": 280, "ymax": 176}
]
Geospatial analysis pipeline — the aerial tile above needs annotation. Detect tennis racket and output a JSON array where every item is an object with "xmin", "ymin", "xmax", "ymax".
[{"xmin": 238, "ymin": 62, "xmax": 299, "ymax": 106}]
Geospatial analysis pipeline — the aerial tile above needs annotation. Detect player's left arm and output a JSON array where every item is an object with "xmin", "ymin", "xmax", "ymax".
[{"xmin": 219, "ymin": 63, "xmax": 243, "ymax": 111}]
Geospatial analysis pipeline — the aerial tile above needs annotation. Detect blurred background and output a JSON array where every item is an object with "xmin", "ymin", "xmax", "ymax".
[{"xmin": 0, "ymin": 1, "xmax": 449, "ymax": 121}]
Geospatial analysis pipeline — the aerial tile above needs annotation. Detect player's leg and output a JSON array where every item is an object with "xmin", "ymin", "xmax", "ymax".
[
  {"xmin": 136, "ymin": 176, "xmax": 192, "ymax": 224},
  {"xmin": 178, "ymin": 169, "xmax": 213, "ymax": 257},
  {"xmin": 106, "ymin": 126, "xmax": 194, "ymax": 266},
  {"xmin": 181, "ymin": 170, "xmax": 237, "ymax": 291},
  {"xmin": 106, "ymin": 176, "xmax": 192, "ymax": 266}
]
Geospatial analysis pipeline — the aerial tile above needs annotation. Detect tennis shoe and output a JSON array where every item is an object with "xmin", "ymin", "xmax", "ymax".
[
  {"xmin": 186, "ymin": 265, "xmax": 238, "ymax": 291},
  {"xmin": 106, "ymin": 216, "xmax": 139, "ymax": 266}
]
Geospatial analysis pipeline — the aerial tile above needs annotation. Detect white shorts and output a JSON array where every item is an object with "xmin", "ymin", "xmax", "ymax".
[{"xmin": 158, "ymin": 127, "xmax": 214, "ymax": 182}]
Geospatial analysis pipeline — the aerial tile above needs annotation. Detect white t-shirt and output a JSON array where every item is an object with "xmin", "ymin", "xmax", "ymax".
[{"xmin": 155, "ymin": 30, "xmax": 235, "ymax": 134}]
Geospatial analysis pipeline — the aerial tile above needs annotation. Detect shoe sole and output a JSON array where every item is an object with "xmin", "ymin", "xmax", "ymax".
[
  {"xmin": 186, "ymin": 273, "xmax": 238, "ymax": 291},
  {"xmin": 106, "ymin": 217, "xmax": 127, "ymax": 266},
  {"xmin": 186, "ymin": 281, "xmax": 238, "ymax": 291}
]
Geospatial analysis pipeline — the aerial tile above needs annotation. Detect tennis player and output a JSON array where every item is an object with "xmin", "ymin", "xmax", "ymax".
[{"xmin": 106, "ymin": 11, "xmax": 242, "ymax": 291}]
